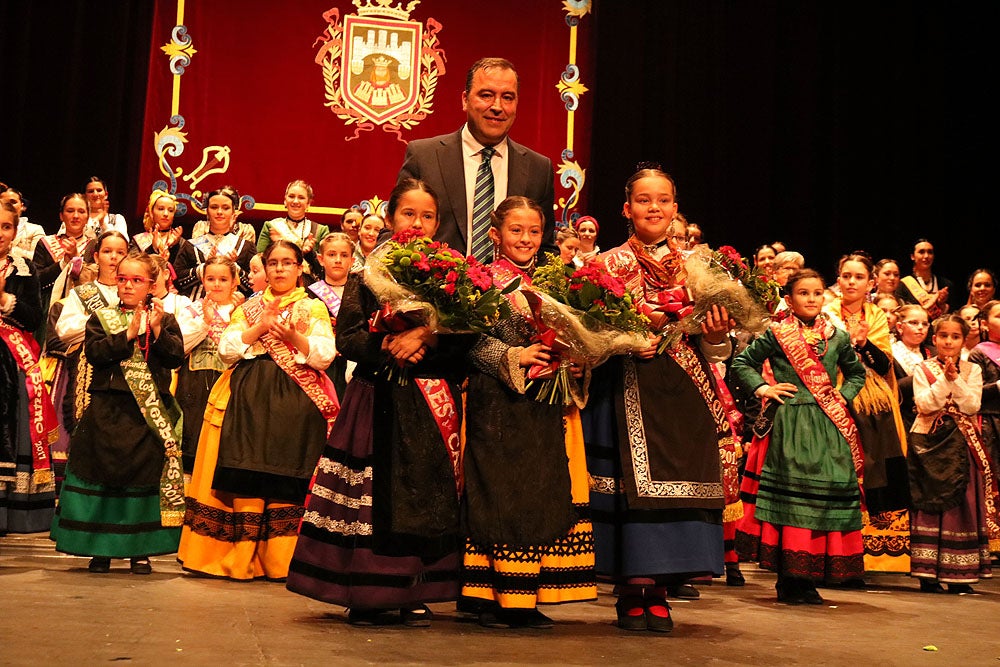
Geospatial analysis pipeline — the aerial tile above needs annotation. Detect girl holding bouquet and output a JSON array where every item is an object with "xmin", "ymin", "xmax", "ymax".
[
  {"xmin": 178, "ymin": 240, "xmax": 338, "ymax": 581},
  {"xmin": 286, "ymin": 179, "xmax": 473, "ymax": 626},
  {"xmin": 461, "ymin": 196, "xmax": 597, "ymax": 630},
  {"xmin": 584, "ymin": 166, "xmax": 734, "ymax": 633},
  {"xmin": 733, "ymin": 269, "xmax": 868, "ymax": 605},
  {"xmin": 823, "ymin": 253, "xmax": 911, "ymax": 575}
]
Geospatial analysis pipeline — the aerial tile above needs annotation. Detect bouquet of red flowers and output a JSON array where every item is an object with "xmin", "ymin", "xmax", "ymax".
[
  {"xmin": 656, "ymin": 244, "xmax": 781, "ymax": 351},
  {"xmin": 522, "ymin": 254, "xmax": 651, "ymax": 404},
  {"xmin": 364, "ymin": 229, "xmax": 516, "ymax": 384}
]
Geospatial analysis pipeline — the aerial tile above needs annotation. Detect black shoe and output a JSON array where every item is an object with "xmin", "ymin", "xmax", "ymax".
[
  {"xmin": 347, "ymin": 608, "xmax": 383, "ymax": 626},
  {"xmin": 401, "ymin": 604, "xmax": 432, "ymax": 627},
  {"xmin": 799, "ymin": 582, "xmax": 824, "ymax": 605},
  {"xmin": 129, "ymin": 558, "xmax": 152, "ymax": 575},
  {"xmin": 643, "ymin": 599, "xmax": 674, "ymax": 633},
  {"xmin": 88, "ymin": 557, "xmax": 111, "ymax": 573},
  {"xmin": 667, "ymin": 583, "xmax": 700, "ymax": 599},
  {"xmin": 615, "ymin": 596, "xmax": 647, "ymax": 631},
  {"xmin": 776, "ymin": 578, "xmax": 803, "ymax": 605},
  {"xmin": 456, "ymin": 596, "xmax": 487, "ymax": 615},
  {"xmin": 919, "ymin": 579, "xmax": 945, "ymax": 594},
  {"xmin": 478, "ymin": 607, "xmax": 512, "ymax": 629},
  {"xmin": 515, "ymin": 608, "xmax": 554, "ymax": 630},
  {"xmin": 725, "ymin": 566, "xmax": 746, "ymax": 587},
  {"xmin": 947, "ymin": 584, "xmax": 975, "ymax": 595}
]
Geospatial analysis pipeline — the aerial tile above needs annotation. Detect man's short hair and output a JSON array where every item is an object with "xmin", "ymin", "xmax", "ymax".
[{"xmin": 465, "ymin": 57, "xmax": 519, "ymax": 93}]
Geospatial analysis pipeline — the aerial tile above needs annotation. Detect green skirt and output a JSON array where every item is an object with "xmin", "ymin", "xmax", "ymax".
[
  {"xmin": 50, "ymin": 469, "xmax": 180, "ymax": 558},
  {"xmin": 756, "ymin": 402, "xmax": 862, "ymax": 532}
]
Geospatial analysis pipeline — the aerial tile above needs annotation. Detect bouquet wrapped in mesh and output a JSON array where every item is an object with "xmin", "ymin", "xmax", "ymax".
[
  {"xmin": 657, "ymin": 245, "xmax": 781, "ymax": 350},
  {"xmin": 523, "ymin": 254, "xmax": 651, "ymax": 404},
  {"xmin": 364, "ymin": 229, "xmax": 516, "ymax": 382}
]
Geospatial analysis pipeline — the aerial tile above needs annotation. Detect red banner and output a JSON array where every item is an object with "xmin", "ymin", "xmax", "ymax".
[{"xmin": 138, "ymin": 0, "xmax": 594, "ymax": 229}]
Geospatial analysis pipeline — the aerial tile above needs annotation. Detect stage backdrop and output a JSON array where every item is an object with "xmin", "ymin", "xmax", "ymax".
[{"xmin": 138, "ymin": 0, "xmax": 594, "ymax": 231}]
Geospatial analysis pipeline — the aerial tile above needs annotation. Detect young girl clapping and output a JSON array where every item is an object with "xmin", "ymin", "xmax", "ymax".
[{"xmin": 908, "ymin": 314, "xmax": 995, "ymax": 592}]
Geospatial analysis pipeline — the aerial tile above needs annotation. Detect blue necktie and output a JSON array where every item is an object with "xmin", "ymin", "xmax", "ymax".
[{"xmin": 470, "ymin": 146, "xmax": 496, "ymax": 264}]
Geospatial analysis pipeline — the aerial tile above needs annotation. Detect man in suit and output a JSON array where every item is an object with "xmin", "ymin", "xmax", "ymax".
[{"xmin": 397, "ymin": 57, "xmax": 555, "ymax": 262}]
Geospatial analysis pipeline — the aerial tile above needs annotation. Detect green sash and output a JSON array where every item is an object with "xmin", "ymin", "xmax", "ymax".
[{"xmin": 94, "ymin": 307, "xmax": 186, "ymax": 526}]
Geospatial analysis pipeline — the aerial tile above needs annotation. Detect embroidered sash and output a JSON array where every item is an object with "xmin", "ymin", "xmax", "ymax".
[
  {"xmin": 93, "ymin": 307, "xmax": 185, "ymax": 526},
  {"xmin": 772, "ymin": 318, "xmax": 865, "ymax": 490},
  {"xmin": 307, "ymin": 280, "xmax": 343, "ymax": 319},
  {"xmin": 901, "ymin": 275, "xmax": 943, "ymax": 316},
  {"xmin": 415, "ymin": 378, "xmax": 463, "ymax": 497},
  {"xmin": 919, "ymin": 360, "xmax": 1000, "ymax": 547},
  {"xmin": 71, "ymin": 283, "xmax": 111, "ymax": 420},
  {"xmin": 242, "ymin": 295, "xmax": 340, "ymax": 435},
  {"xmin": 0, "ymin": 320, "xmax": 57, "ymax": 485}
]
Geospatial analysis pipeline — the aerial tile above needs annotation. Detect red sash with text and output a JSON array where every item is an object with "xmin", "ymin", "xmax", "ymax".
[
  {"xmin": 415, "ymin": 378, "xmax": 463, "ymax": 498},
  {"xmin": 0, "ymin": 320, "xmax": 57, "ymax": 485}
]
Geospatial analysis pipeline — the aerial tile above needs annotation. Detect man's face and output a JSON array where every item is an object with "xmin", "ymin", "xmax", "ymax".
[{"xmin": 462, "ymin": 66, "xmax": 518, "ymax": 146}]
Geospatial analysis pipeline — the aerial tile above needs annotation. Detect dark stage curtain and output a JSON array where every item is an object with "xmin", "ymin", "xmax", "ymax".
[
  {"xmin": 588, "ymin": 1, "xmax": 994, "ymax": 289},
  {"xmin": 0, "ymin": 1, "xmax": 154, "ymax": 233}
]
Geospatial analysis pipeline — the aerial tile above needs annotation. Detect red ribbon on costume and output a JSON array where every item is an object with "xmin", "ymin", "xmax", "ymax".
[
  {"xmin": 0, "ymin": 320, "xmax": 57, "ymax": 485},
  {"xmin": 368, "ymin": 303, "xmax": 426, "ymax": 335},
  {"xmin": 415, "ymin": 378, "xmax": 464, "ymax": 498},
  {"xmin": 521, "ymin": 290, "xmax": 572, "ymax": 381}
]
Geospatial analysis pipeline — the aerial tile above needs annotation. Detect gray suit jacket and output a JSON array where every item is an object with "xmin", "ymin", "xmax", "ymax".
[{"xmin": 397, "ymin": 129, "xmax": 556, "ymax": 255}]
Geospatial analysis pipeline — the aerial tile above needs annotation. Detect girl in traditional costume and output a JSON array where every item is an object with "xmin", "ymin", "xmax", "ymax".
[
  {"xmin": 50, "ymin": 251, "xmax": 185, "ymax": 573},
  {"xmin": 892, "ymin": 304, "xmax": 934, "ymax": 433},
  {"xmin": 49, "ymin": 231, "xmax": 128, "ymax": 487},
  {"xmin": 286, "ymin": 179, "xmax": 470, "ymax": 627},
  {"xmin": 896, "ymin": 239, "xmax": 952, "ymax": 318},
  {"xmin": 583, "ymin": 167, "xmax": 733, "ymax": 633},
  {"xmin": 824, "ymin": 253, "xmax": 911, "ymax": 575},
  {"xmin": 257, "ymin": 180, "xmax": 329, "ymax": 279},
  {"xmin": 908, "ymin": 314, "xmax": 996, "ymax": 591},
  {"xmin": 174, "ymin": 186, "xmax": 256, "ymax": 300},
  {"xmin": 178, "ymin": 241, "xmax": 338, "ymax": 581},
  {"xmin": 130, "ymin": 190, "xmax": 192, "ymax": 272},
  {"xmin": 970, "ymin": 300, "xmax": 1000, "ymax": 526},
  {"xmin": 33, "ymin": 194, "xmax": 94, "ymax": 341},
  {"xmin": 81, "ymin": 177, "xmax": 129, "ymax": 240},
  {"xmin": 306, "ymin": 232, "xmax": 354, "ymax": 400},
  {"xmin": 1, "ymin": 201, "xmax": 57, "ymax": 534},
  {"xmin": 461, "ymin": 196, "xmax": 596, "ymax": 630},
  {"xmin": 733, "ymin": 269, "xmax": 867, "ymax": 605},
  {"xmin": 174, "ymin": 256, "xmax": 239, "ymax": 473}
]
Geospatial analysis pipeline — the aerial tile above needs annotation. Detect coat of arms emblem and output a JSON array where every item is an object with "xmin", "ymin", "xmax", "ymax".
[{"xmin": 314, "ymin": 0, "xmax": 446, "ymax": 142}]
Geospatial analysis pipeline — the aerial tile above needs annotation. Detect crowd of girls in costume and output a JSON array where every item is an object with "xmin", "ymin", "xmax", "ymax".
[{"xmin": 1, "ymin": 168, "xmax": 998, "ymax": 637}]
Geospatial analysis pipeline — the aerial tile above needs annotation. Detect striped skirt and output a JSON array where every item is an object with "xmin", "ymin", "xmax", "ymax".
[{"xmin": 461, "ymin": 408, "xmax": 596, "ymax": 608}]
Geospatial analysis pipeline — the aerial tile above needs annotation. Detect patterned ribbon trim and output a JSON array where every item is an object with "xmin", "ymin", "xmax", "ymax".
[
  {"xmin": 901, "ymin": 276, "xmax": 943, "ymax": 318},
  {"xmin": 415, "ymin": 378, "xmax": 463, "ymax": 498},
  {"xmin": 94, "ymin": 307, "xmax": 185, "ymax": 526},
  {"xmin": 71, "ymin": 283, "xmax": 111, "ymax": 420},
  {"xmin": 242, "ymin": 295, "xmax": 340, "ymax": 435},
  {"xmin": 771, "ymin": 319, "xmax": 866, "ymax": 496},
  {"xmin": 0, "ymin": 320, "xmax": 57, "ymax": 485}
]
